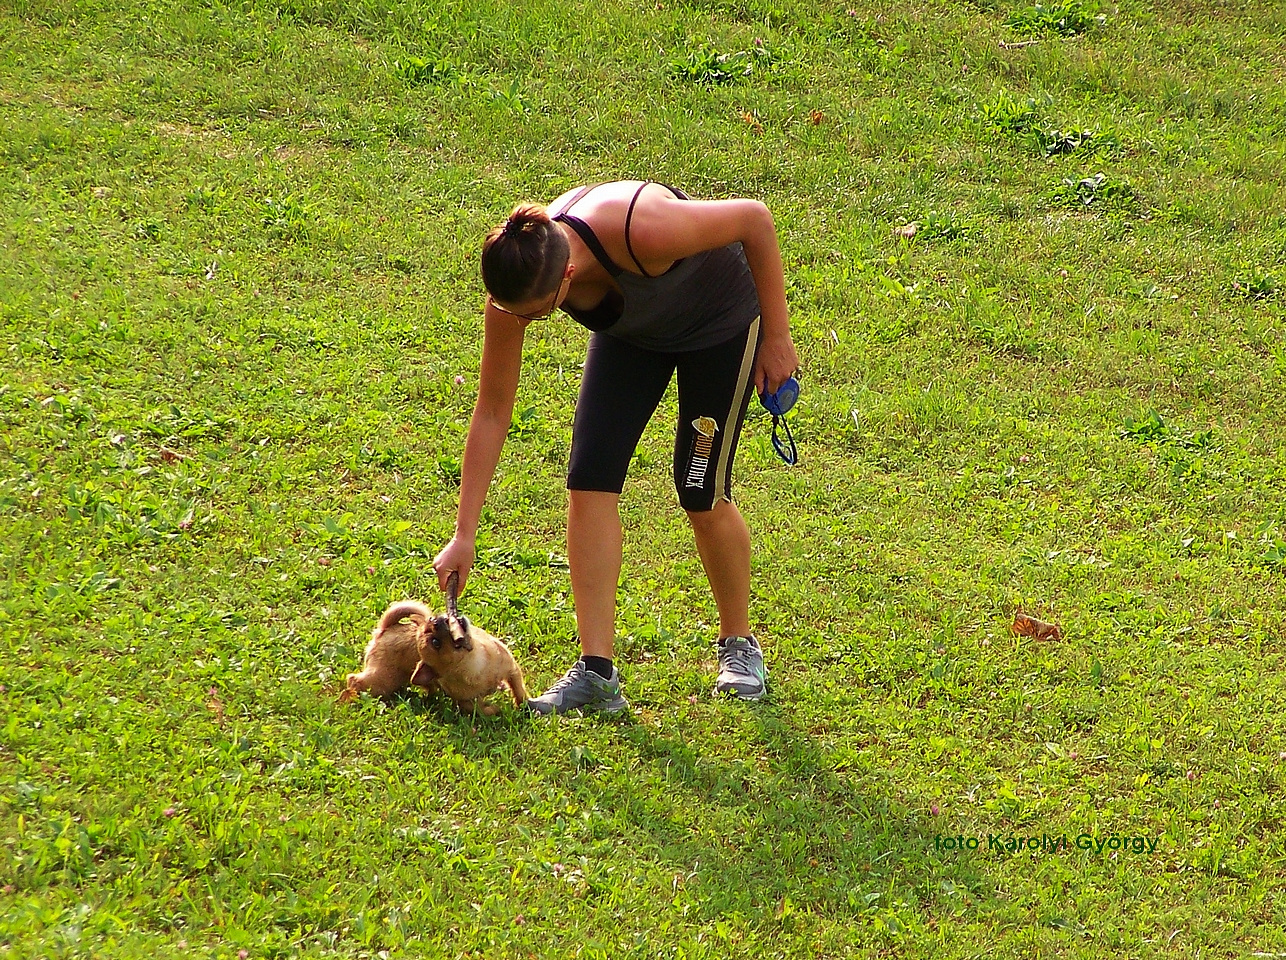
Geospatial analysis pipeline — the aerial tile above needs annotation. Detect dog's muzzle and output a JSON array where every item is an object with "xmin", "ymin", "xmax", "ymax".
[
  {"xmin": 435, "ymin": 614, "xmax": 472, "ymax": 652},
  {"xmin": 451, "ymin": 614, "xmax": 473, "ymax": 651}
]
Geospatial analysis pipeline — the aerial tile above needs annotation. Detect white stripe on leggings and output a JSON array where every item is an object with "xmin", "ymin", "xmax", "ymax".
[{"xmin": 713, "ymin": 315, "xmax": 760, "ymax": 502}]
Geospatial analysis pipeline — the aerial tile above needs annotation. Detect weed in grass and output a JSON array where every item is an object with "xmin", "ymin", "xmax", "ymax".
[
  {"xmin": 394, "ymin": 53, "xmax": 463, "ymax": 86},
  {"xmin": 438, "ymin": 454, "xmax": 463, "ymax": 486},
  {"xmin": 1055, "ymin": 172, "xmax": 1139, "ymax": 210},
  {"xmin": 980, "ymin": 90, "xmax": 1038, "ymax": 133},
  {"xmin": 1230, "ymin": 270, "xmax": 1279, "ymax": 302},
  {"xmin": 1132, "ymin": 281, "xmax": 1168, "ymax": 302},
  {"xmin": 1062, "ymin": 172, "xmax": 1104, "ymax": 206},
  {"xmin": 260, "ymin": 194, "xmax": 314, "ymax": 240},
  {"xmin": 184, "ymin": 185, "xmax": 224, "ymax": 211},
  {"xmin": 1005, "ymin": 0, "xmax": 1105, "ymax": 37},
  {"xmin": 668, "ymin": 42, "xmax": 774, "ymax": 85},
  {"xmin": 130, "ymin": 219, "xmax": 163, "ymax": 242},
  {"xmin": 1032, "ymin": 126, "xmax": 1118, "ymax": 158},
  {"xmin": 876, "ymin": 272, "xmax": 920, "ymax": 304},
  {"xmin": 894, "ymin": 212, "xmax": 970, "ymax": 245},
  {"xmin": 1119, "ymin": 410, "xmax": 1215, "ymax": 451},
  {"xmin": 1258, "ymin": 534, "xmax": 1286, "ymax": 570},
  {"xmin": 488, "ymin": 76, "xmax": 529, "ymax": 115},
  {"xmin": 918, "ymin": 211, "xmax": 970, "ymax": 242}
]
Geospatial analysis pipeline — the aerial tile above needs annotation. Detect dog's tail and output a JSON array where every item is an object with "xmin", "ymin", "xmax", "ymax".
[{"xmin": 374, "ymin": 600, "xmax": 431, "ymax": 639}]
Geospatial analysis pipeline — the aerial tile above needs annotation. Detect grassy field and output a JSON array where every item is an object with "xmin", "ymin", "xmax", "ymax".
[{"xmin": 3, "ymin": 0, "xmax": 1286, "ymax": 955}]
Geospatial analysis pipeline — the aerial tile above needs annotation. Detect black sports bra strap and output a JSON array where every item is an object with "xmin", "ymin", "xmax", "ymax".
[
  {"xmin": 625, "ymin": 182, "xmax": 685, "ymax": 278},
  {"xmin": 553, "ymin": 182, "xmax": 622, "ymax": 277},
  {"xmin": 624, "ymin": 182, "xmax": 654, "ymax": 278},
  {"xmin": 555, "ymin": 213, "xmax": 622, "ymax": 278},
  {"xmin": 554, "ymin": 181, "xmax": 685, "ymax": 280}
]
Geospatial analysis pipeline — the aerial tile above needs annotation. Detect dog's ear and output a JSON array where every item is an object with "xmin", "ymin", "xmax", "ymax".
[{"xmin": 410, "ymin": 661, "xmax": 438, "ymax": 688}]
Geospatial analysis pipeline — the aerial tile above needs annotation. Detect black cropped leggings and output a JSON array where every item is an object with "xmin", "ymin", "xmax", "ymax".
[{"xmin": 567, "ymin": 317, "xmax": 762, "ymax": 512}]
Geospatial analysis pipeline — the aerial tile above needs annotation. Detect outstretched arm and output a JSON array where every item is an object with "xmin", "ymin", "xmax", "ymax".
[
  {"xmin": 433, "ymin": 300, "xmax": 529, "ymax": 592},
  {"xmin": 628, "ymin": 195, "xmax": 799, "ymax": 394}
]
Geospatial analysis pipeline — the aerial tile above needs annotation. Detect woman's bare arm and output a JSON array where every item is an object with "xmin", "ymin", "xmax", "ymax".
[{"xmin": 433, "ymin": 300, "xmax": 530, "ymax": 591}]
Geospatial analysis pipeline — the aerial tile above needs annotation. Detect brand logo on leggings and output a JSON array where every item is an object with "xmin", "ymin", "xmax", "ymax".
[{"xmin": 685, "ymin": 417, "xmax": 719, "ymax": 488}]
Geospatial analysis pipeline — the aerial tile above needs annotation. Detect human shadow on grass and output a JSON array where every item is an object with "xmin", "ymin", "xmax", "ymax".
[
  {"xmin": 348, "ymin": 684, "xmax": 992, "ymax": 921},
  {"xmin": 599, "ymin": 700, "xmax": 994, "ymax": 923}
]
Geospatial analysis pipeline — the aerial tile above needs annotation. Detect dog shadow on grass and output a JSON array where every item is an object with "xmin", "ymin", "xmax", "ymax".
[
  {"xmin": 379, "ymin": 686, "xmax": 508, "ymax": 720},
  {"xmin": 378, "ymin": 687, "xmax": 531, "ymax": 749}
]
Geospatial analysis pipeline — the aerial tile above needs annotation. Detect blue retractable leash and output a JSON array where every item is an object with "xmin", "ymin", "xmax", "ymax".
[{"xmin": 759, "ymin": 376, "xmax": 800, "ymax": 466}]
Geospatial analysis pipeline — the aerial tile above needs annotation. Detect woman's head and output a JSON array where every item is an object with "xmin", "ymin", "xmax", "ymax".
[{"xmin": 481, "ymin": 205, "xmax": 570, "ymax": 310}]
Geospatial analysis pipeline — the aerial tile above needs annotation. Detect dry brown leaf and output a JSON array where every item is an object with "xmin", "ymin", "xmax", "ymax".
[
  {"xmin": 809, "ymin": 110, "xmax": 827, "ymax": 125},
  {"xmin": 1011, "ymin": 612, "xmax": 1063, "ymax": 641},
  {"xmin": 893, "ymin": 222, "xmax": 919, "ymax": 239}
]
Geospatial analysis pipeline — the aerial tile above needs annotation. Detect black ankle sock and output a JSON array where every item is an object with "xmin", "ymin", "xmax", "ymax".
[{"xmin": 581, "ymin": 656, "xmax": 614, "ymax": 679}]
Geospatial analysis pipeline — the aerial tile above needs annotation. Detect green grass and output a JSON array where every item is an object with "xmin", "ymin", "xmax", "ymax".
[{"xmin": 3, "ymin": 0, "xmax": 1286, "ymax": 956}]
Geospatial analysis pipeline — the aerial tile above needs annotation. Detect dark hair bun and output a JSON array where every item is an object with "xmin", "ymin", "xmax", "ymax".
[
  {"xmin": 504, "ymin": 205, "xmax": 550, "ymax": 236},
  {"xmin": 481, "ymin": 202, "xmax": 569, "ymax": 305}
]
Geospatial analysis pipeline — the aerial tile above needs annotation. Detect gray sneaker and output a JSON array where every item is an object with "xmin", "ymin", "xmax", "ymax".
[
  {"xmin": 716, "ymin": 636, "xmax": 767, "ymax": 700},
  {"xmin": 526, "ymin": 661, "xmax": 629, "ymax": 716}
]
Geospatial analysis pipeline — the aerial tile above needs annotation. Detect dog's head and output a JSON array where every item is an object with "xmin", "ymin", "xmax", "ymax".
[{"xmin": 418, "ymin": 613, "xmax": 473, "ymax": 660}]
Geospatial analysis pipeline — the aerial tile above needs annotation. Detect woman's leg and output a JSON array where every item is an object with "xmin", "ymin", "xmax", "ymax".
[
  {"xmin": 568, "ymin": 489, "xmax": 623, "ymax": 658},
  {"xmin": 685, "ymin": 499, "xmax": 753, "ymax": 639},
  {"xmin": 528, "ymin": 333, "xmax": 674, "ymax": 714},
  {"xmin": 673, "ymin": 318, "xmax": 761, "ymax": 632},
  {"xmin": 674, "ymin": 319, "xmax": 767, "ymax": 698}
]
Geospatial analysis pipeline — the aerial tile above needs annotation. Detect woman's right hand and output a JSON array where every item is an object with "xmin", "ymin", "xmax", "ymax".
[{"xmin": 433, "ymin": 536, "xmax": 476, "ymax": 594}]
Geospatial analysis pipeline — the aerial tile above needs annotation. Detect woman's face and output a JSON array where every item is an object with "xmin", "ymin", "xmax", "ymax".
[
  {"xmin": 490, "ymin": 257, "xmax": 573, "ymax": 321},
  {"xmin": 490, "ymin": 273, "xmax": 571, "ymax": 322}
]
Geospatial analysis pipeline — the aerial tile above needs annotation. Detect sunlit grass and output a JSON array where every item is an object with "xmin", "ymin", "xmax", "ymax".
[{"xmin": 2, "ymin": 0, "xmax": 1285, "ymax": 956}]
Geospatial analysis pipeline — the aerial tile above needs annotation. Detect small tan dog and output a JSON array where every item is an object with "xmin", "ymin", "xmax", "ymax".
[
  {"xmin": 342, "ymin": 601, "xmax": 438, "ymax": 701},
  {"xmin": 410, "ymin": 609, "xmax": 528, "ymax": 716},
  {"xmin": 342, "ymin": 585, "xmax": 528, "ymax": 715}
]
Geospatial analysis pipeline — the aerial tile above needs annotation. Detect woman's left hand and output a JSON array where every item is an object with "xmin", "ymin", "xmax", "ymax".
[{"xmin": 754, "ymin": 331, "xmax": 800, "ymax": 398}]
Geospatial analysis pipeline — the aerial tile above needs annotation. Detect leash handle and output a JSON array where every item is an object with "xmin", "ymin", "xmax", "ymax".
[{"xmin": 759, "ymin": 376, "xmax": 800, "ymax": 466}]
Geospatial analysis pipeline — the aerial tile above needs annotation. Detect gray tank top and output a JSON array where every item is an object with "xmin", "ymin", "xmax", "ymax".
[{"xmin": 552, "ymin": 183, "xmax": 761, "ymax": 351}]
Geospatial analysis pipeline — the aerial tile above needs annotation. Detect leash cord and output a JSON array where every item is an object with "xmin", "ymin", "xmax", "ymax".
[{"xmin": 771, "ymin": 413, "xmax": 798, "ymax": 466}]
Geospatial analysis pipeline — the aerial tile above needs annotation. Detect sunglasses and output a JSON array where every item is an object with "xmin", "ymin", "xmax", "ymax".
[{"xmin": 490, "ymin": 271, "xmax": 571, "ymax": 323}]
